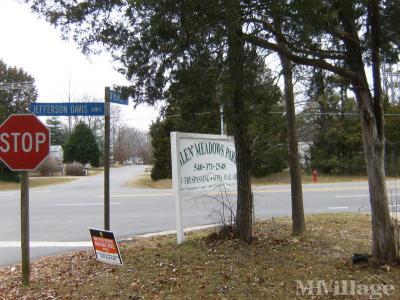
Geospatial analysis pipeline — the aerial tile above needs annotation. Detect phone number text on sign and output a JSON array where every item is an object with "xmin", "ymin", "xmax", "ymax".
[{"xmin": 178, "ymin": 139, "xmax": 237, "ymax": 192}]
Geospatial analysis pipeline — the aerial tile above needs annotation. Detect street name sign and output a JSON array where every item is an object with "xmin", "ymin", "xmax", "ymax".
[
  {"xmin": 30, "ymin": 102, "xmax": 105, "ymax": 116},
  {"xmin": 109, "ymin": 90, "xmax": 128, "ymax": 105},
  {"xmin": 89, "ymin": 228, "xmax": 123, "ymax": 265},
  {"xmin": 0, "ymin": 114, "xmax": 50, "ymax": 171}
]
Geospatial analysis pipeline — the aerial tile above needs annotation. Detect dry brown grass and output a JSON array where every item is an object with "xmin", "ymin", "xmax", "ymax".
[
  {"xmin": 0, "ymin": 177, "xmax": 77, "ymax": 191},
  {"xmin": 1, "ymin": 213, "xmax": 399, "ymax": 299},
  {"xmin": 87, "ymin": 167, "xmax": 104, "ymax": 176},
  {"xmin": 126, "ymin": 169, "xmax": 371, "ymax": 189},
  {"xmin": 251, "ymin": 170, "xmax": 369, "ymax": 185},
  {"xmin": 0, "ymin": 167, "xmax": 104, "ymax": 191},
  {"xmin": 124, "ymin": 174, "xmax": 172, "ymax": 189}
]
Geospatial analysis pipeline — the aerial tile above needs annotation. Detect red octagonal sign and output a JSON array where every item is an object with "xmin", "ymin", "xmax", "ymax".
[{"xmin": 0, "ymin": 114, "xmax": 50, "ymax": 171}]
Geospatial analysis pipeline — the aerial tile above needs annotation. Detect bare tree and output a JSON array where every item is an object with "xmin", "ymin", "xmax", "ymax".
[{"xmin": 114, "ymin": 125, "xmax": 152, "ymax": 164}]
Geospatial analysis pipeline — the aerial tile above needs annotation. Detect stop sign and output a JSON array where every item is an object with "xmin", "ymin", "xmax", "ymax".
[{"xmin": 0, "ymin": 114, "xmax": 50, "ymax": 171}]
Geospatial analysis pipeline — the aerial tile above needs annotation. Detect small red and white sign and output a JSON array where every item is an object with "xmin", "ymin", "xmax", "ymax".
[
  {"xmin": 0, "ymin": 114, "xmax": 50, "ymax": 171},
  {"xmin": 89, "ymin": 228, "xmax": 123, "ymax": 265}
]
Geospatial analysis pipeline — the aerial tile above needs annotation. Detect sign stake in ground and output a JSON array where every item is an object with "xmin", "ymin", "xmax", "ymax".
[
  {"xmin": 104, "ymin": 87, "xmax": 111, "ymax": 231},
  {"xmin": 0, "ymin": 114, "xmax": 50, "ymax": 287}
]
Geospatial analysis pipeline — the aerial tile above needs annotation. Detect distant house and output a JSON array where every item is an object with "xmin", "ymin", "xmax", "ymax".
[
  {"xmin": 298, "ymin": 142, "xmax": 312, "ymax": 169},
  {"xmin": 134, "ymin": 157, "xmax": 144, "ymax": 165},
  {"xmin": 50, "ymin": 145, "xmax": 64, "ymax": 161}
]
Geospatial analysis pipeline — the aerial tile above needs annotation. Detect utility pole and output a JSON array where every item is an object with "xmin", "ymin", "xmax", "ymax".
[
  {"xmin": 220, "ymin": 105, "xmax": 224, "ymax": 135},
  {"xmin": 382, "ymin": 67, "xmax": 400, "ymax": 103},
  {"xmin": 104, "ymin": 87, "xmax": 110, "ymax": 230}
]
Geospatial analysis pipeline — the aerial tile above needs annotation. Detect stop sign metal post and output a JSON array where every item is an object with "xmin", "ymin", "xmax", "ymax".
[{"xmin": 0, "ymin": 114, "xmax": 50, "ymax": 287}]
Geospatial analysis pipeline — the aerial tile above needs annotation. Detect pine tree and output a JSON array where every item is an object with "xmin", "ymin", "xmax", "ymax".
[
  {"xmin": 46, "ymin": 117, "xmax": 68, "ymax": 146},
  {"xmin": 63, "ymin": 122, "xmax": 100, "ymax": 167}
]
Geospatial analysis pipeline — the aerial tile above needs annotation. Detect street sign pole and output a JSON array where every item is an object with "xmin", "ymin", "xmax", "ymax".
[
  {"xmin": 21, "ymin": 171, "xmax": 30, "ymax": 287},
  {"xmin": 104, "ymin": 87, "xmax": 110, "ymax": 230}
]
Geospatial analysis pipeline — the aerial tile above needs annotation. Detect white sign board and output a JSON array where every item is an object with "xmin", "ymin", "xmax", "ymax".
[
  {"xmin": 178, "ymin": 137, "xmax": 237, "ymax": 192},
  {"xmin": 171, "ymin": 132, "xmax": 237, "ymax": 243}
]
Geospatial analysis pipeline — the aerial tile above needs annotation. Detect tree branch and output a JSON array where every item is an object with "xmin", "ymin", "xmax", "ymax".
[
  {"xmin": 244, "ymin": 17, "xmax": 346, "ymax": 61},
  {"xmin": 243, "ymin": 33, "xmax": 358, "ymax": 81}
]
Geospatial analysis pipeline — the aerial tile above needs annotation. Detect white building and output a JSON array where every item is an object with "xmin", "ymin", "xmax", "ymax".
[
  {"xmin": 298, "ymin": 142, "xmax": 312, "ymax": 168},
  {"xmin": 50, "ymin": 145, "xmax": 64, "ymax": 161}
]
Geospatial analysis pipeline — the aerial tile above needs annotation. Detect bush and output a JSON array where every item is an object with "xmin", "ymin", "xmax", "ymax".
[
  {"xmin": 65, "ymin": 163, "xmax": 85, "ymax": 176},
  {"xmin": 37, "ymin": 156, "xmax": 60, "ymax": 176},
  {"xmin": 0, "ymin": 162, "xmax": 20, "ymax": 182},
  {"xmin": 149, "ymin": 121, "xmax": 172, "ymax": 181},
  {"xmin": 251, "ymin": 144, "xmax": 287, "ymax": 178}
]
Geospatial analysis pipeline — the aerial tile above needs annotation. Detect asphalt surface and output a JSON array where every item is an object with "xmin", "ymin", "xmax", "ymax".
[{"xmin": 1, "ymin": 165, "xmax": 399, "ymax": 266}]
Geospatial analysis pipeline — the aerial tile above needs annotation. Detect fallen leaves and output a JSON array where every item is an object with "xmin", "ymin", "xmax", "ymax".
[{"xmin": 0, "ymin": 214, "xmax": 399, "ymax": 299}]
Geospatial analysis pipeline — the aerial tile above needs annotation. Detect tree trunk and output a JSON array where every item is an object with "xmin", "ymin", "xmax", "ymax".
[
  {"xmin": 234, "ymin": 127, "xmax": 253, "ymax": 242},
  {"xmin": 274, "ymin": 17, "xmax": 306, "ymax": 236},
  {"xmin": 356, "ymin": 87, "xmax": 397, "ymax": 263},
  {"xmin": 225, "ymin": 0, "xmax": 253, "ymax": 243},
  {"xmin": 333, "ymin": 0, "xmax": 398, "ymax": 263},
  {"xmin": 279, "ymin": 54, "xmax": 306, "ymax": 236}
]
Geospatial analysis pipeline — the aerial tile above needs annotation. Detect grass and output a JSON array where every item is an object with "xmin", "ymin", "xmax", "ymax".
[
  {"xmin": 252, "ymin": 170, "xmax": 369, "ymax": 185},
  {"xmin": 124, "ymin": 174, "xmax": 172, "ymax": 189},
  {"xmin": 1, "ymin": 213, "xmax": 399, "ymax": 299},
  {"xmin": 87, "ymin": 167, "xmax": 104, "ymax": 176},
  {"xmin": 0, "ymin": 167, "xmax": 105, "ymax": 191},
  {"xmin": 0, "ymin": 177, "xmax": 77, "ymax": 191},
  {"xmin": 126, "ymin": 169, "xmax": 371, "ymax": 189},
  {"xmin": 123, "ymin": 165, "xmax": 173, "ymax": 189}
]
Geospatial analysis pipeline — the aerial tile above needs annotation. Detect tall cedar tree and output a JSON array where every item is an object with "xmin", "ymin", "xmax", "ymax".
[
  {"xmin": 150, "ymin": 53, "xmax": 221, "ymax": 180},
  {"xmin": 243, "ymin": 0, "xmax": 399, "ymax": 263},
  {"xmin": 273, "ymin": 17, "xmax": 305, "ymax": 236},
  {"xmin": 25, "ymin": 0, "xmax": 255, "ymax": 242},
  {"xmin": 150, "ymin": 49, "xmax": 286, "ymax": 181}
]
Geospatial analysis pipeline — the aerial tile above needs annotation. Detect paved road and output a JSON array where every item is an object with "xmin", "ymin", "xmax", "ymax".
[{"xmin": 1, "ymin": 165, "xmax": 399, "ymax": 266}]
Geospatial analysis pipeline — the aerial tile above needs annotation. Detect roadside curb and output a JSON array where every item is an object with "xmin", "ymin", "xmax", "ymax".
[
  {"xmin": 0, "ymin": 224, "xmax": 220, "ymax": 250},
  {"xmin": 124, "ymin": 223, "xmax": 218, "ymax": 241}
]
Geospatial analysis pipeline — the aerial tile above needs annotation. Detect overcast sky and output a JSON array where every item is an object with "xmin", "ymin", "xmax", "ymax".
[{"xmin": 0, "ymin": 0, "xmax": 159, "ymax": 131}]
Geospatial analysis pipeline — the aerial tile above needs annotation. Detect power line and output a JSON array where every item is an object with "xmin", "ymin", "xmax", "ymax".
[
  {"xmin": 117, "ymin": 110, "xmax": 400, "ymax": 122},
  {"xmin": 116, "ymin": 111, "xmax": 216, "ymax": 121}
]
